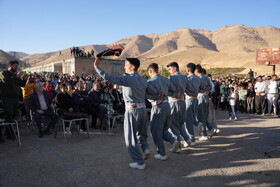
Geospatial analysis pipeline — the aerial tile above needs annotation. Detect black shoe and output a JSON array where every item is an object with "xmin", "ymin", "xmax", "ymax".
[
  {"xmin": 91, "ymin": 125, "xmax": 98, "ymax": 129},
  {"xmin": 102, "ymin": 126, "xmax": 107, "ymax": 131},
  {"xmin": 38, "ymin": 131, "xmax": 44, "ymax": 138},
  {"xmin": 43, "ymin": 129, "xmax": 52, "ymax": 135}
]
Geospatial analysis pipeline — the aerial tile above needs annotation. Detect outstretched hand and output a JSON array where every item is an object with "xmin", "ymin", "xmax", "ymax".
[{"xmin": 94, "ymin": 57, "xmax": 101, "ymax": 67}]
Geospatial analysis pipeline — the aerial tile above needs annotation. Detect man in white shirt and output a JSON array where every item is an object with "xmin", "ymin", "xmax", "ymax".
[
  {"xmin": 254, "ymin": 76, "xmax": 267, "ymax": 115},
  {"xmin": 267, "ymin": 75, "xmax": 279, "ymax": 117}
]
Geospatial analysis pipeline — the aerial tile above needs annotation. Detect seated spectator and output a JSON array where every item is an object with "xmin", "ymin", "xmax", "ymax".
[
  {"xmin": 83, "ymin": 82, "xmax": 90, "ymax": 92},
  {"xmin": 29, "ymin": 82, "xmax": 58, "ymax": 138},
  {"xmin": 67, "ymin": 83, "xmax": 74, "ymax": 96},
  {"xmin": 101, "ymin": 86, "xmax": 115, "ymax": 115},
  {"xmin": 54, "ymin": 82, "xmax": 61, "ymax": 96},
  {"xmin": 88, "ymin": 82, "xmax": 107, "ymax": 130},
  {"xmin": 72, "ymin": 82, "xmax": 89, "ymax": 131},
  {"xmin": 45, "ymin": 81, "xmax": 55, "ymax": 100},
  {"xmin": 55, "ymin": 83, "xmax": 87, "ymax": 135},
  {"xmin": 111, "ymin": 84, "xmax": 125, "ymax": 114}
]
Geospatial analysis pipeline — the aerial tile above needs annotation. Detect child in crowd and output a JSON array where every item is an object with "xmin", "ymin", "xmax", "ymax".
[
  {"xmin": 246, "ymin": 81, "xmax": 255, "ymax": 114},
  {"xmin": 219, "ymin": 81, "xmax": 228, "ymax": 110},
  {"xmin": 238, "ymin": 84, "xmax": 247, "ymax": 113},
  {"xmin": 228, "ymin": 87, "xmax": 238, "ymax": 120}
]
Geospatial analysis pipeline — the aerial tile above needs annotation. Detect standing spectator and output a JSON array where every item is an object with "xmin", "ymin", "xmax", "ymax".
[
  {"xmin": 228, "ymin": 87, "xmax": 238, "ymax": 120},
  {"xmin": 70, "ymin": 48, "xmax": 73, "ymax": 56},
  {"xmin": 238, "ymin": 85, "xmax": 247, "ymax": 113},
  {"xmin": 246, "ymin": 81, "xmax": 255, "ymax": 114},
  {"xmin": 0, "ymin": 61, "xmax": 26, "ymax": 141},
  {"xmin": 21, "ymin": 76, "xmax": 35, "ymax": 125},
  {"xmin": 254, "ymin": 76, "xmax": 267, "ymax": 115},
  {"xmin": 248, "ymin": 69, "xmax": 254, "ymax": 79},
  {"xmin": 219, "ymin": 81, "xmax": 228, "ymax": 110},
  {"xmin": 267, "ymin": 75, "xmax": 279, "ymax": 117}
]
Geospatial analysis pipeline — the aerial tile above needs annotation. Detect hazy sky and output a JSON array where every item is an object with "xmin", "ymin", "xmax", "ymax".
[{"xmin": 0, "ymin": 0, "xmax": 279, "ymax": 54}]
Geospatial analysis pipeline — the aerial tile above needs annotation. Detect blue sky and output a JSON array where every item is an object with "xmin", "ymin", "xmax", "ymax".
[{"xmin": 0, "ymin": 0, "xmax": 279, "ymax": 54}]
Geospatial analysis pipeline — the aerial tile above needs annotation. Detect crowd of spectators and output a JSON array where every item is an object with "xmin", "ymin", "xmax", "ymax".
[
  {"xmin": 17, "ymin": 70, "xmax": 280, "ymax": 129},
  {"xmin": 209, "ymin": 71, "xmax": 280, "ymax": 119},
  {"xmin": 70, "ymin": 47, "xmax": 94, "ymax": 58},
  {"xmin": 0, "ymin": 69, "xmax": 125, "ymax": 140},
  {"xmin": 1, "ymin": 64, "xmax": 279, "ymax": 141}
]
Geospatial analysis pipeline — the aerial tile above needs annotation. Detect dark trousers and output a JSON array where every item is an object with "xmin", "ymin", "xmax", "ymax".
[
  {"xmin": 23, "ymin": 98, "xmax": 31, "ymax": 122},
  {"xmin": 0, "ymin": 98, "xmax": 18, "ymax": 138},
  {"xmin": 34, "ymin": 109, "xmax": 58, "ymax": 132},
  {"xmin": 255, "ymin": 95, "xmax": 266, "ymax": 114},
  {"xmin": 91, "ymin": 106, "xmax": 106, "ymax": 128},
  {"xmin": 238, "ymin": 100, "xmax": 247, "ymax": 113},
  {"xmin": 113, "ymin": 103, "xmax": 125, "ymax": 114}
]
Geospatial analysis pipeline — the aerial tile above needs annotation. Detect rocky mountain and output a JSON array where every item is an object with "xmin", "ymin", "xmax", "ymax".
[
  {"xmin": 7, "ymin": 51, "xmax": 29, "ymax": 59},
  {"xmin": 4, "ymin": 25, "xmax": 280, "ymax": 74},
  {"xmin": 0, "ymin": 50, "xmax": 24, "ymax": 65}
]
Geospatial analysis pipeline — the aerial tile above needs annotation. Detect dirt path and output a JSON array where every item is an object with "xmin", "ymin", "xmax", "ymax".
[{"xmin": 0, "ymin": 110, "xmax": 279, "ymax": 186}]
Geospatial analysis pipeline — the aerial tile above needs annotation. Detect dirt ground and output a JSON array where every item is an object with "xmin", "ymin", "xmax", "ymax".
[{"xmin": 0, "ymin": 110, "xmax": 280, "ymax": 187}]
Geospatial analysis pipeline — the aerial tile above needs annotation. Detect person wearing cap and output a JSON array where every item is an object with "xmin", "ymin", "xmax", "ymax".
[
  {"xmin": 254, "ymin": 76, "xmax": 267, "ymax": 115},
  {"xmin": 194, "ymin": 64, "xmax": 212, "ymax": 141},
  {"xmin": 166, "ymin": 62, "xmax": 192, "ymax": 149},
  {"xmin": 146, "ymin": 63, "xmax": 179, "ymax": 160},
  {"xmin": 185, "ymin": 63, "xmax": 200, "ymax": 144},
  {"xmin": 94, "ymin": 57, "xmax": 157, "ymax": 170}
]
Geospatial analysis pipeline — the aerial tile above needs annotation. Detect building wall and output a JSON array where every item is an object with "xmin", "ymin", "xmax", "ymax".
[
  {"xmin": 23, "ymin": 57, "xmax": 124, "ymax": 76},
  {"xmin": 74, "ymin": 58, "xmax": 124, "ymax": 76}
]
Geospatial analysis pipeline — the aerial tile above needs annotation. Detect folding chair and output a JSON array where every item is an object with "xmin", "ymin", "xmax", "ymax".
[
  {"xmin": 0, "ymin": 120, "xmax": 21, "ymax": 146},
  {"xmin": 106, "ymin": 113, "xmax": 124, "ymax": 135},
  {"xmin": 0, "ymin": 107, "xmax": 21, "ymax": 146},
  {"xmin": 29, "ymin": 110, "xmax": 49, "ymax": 134},
  {"xmin": 54, "ymin": 116, "xmax": 89, "ymax": 143}
]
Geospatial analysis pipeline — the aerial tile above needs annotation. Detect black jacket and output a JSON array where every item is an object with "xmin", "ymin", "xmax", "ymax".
[
  {"xmin": 55, "ymin": 92, "xmax": 73, "ymax": 110},
  {"xmin": 0, "ymin": 70, "xmax": 26, "ymax": 99}
]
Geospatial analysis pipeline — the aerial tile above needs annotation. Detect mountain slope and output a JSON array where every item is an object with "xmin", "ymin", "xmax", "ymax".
[
  {"xmin": 0, "ymin": 50, "xmax": 23, "ymax": 64},
  {"xmin": 10, "ymin": 25, "xmax": 280, "ymax": 74}
]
